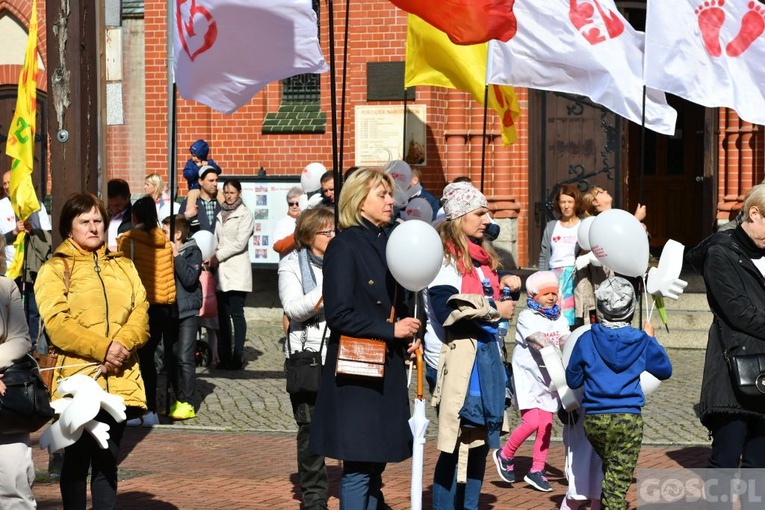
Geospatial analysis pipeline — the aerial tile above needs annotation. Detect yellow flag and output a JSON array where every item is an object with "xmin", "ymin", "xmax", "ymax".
[
  {"xmin": 5, "ymin": 0, "xmax": 41, "ymax": 278},
  {"xmin": 405, "ymin": 14, "xmax": 520, "ymax": 146}
]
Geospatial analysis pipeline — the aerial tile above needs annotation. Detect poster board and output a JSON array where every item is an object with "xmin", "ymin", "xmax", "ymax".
[
  {"xmin": 221, "ymin": 176, "xmax": 300, "ymax": 267},
  {"xmin": 354, "ymin": 105, "xmax": 427, "ymax": 166}
]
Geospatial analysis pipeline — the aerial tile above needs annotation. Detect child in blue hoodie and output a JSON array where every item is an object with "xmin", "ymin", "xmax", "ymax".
[
  {"xmin": 182, "ymin": 139, "xmax": 222, "ymax": 219},
  {"xmin": 566, "ymin": 276, "xmax": 672, "ymax": 510}
]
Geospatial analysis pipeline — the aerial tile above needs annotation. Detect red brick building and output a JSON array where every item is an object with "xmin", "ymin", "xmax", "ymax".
[{"xmin": 1, "ymin": 0, "xmax": 763, "ymax": 267}]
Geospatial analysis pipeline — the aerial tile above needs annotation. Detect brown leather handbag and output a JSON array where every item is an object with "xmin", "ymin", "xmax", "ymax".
[{"xmin": 335, "ymin": 297, "xmax": 396, "ymax": 379}]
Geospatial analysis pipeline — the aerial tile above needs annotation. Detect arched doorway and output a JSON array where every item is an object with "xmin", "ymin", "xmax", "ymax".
[{"xmin": 0, "ymin": 86, "xmax": 48, "ymax": 201}]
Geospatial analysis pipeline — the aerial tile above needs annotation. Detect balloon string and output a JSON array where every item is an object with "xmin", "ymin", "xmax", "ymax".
[
  {"xmin": 39, "ymin": 362, "xmax": 100, "ymax": 373},
  {"xmin": 647, "ymin": 299, "xmax": 656, "ymax": 324},
  {"xmin": 642, "ymin": 274, "xmax": 650, "ymax": 322}
]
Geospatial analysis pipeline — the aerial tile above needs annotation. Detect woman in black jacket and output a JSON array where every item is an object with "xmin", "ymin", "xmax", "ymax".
[
  {"xmin": 688, "ymin": 184, "xmax": 765, "ymax": 470},
  {"xmin": 310, "ymin": 168, "xmax": 421, "ymax": 509}
]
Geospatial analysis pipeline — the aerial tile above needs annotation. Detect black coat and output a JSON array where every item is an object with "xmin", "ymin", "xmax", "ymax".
[
  {"xmin": 174, "ymin": 239, "xmax": 203, "ymax": 319},
  {"xmin": 687, "ymin": 228, "xmax": 765, "ymax": 427},
  {"xmin": 310, "ymin": 219, "xmax": 413, "ymax": 463}
]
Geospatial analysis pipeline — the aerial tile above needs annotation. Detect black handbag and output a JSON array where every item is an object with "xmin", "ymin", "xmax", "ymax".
[
  {"xmin": 717, "ymin": 323, "xmax": 765, "ymax": 397},
  {"xmin": 726, "ymin": 353, "xmax": 765, "ymax": 397},
  {"xmin": 0, "ymin": 354, "xmax": 55, "ymax": 434},
  {"xmin": 285, "ymin": 323, "xmax": 326, "ymax": 396}
]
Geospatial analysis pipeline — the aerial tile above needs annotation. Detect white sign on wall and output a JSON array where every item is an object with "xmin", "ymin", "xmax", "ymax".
[{"xmin": 354, "ymin": 105, "xmax": 427, "ymax": 167}]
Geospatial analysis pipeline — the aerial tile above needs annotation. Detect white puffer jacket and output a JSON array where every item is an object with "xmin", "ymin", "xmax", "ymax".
[{"xmin": 277, "ymin": 250, "xmax": 328, "ymax": 362}]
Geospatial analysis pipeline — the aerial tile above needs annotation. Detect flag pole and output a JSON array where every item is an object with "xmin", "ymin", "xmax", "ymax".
[
  {"xmin": 167, "ymin": 0, "xmax": 177, "ymax": 241},
  {"xmin": 327, "ymin": 0, "xmax": 341, "ymax": 220},
  {"xmin": 338, "ymin": 0, "xmax": 351, "ymax": 184},
  {"xmin": 480, "ymin": 85, "xmax": 489, "ymax": 193},
  {"xmin": 637, "ymin": 84, "xmax": 647, "ymax": 325}
]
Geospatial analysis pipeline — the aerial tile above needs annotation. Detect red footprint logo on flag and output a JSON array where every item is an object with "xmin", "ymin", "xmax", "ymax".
[
  {"xmin": 176, "ymin": 0, "xmax": 218, "ymax": 61},
  {"xmin": 695, "ymin": 0, "xmax": 765, "ymax": 57},
  {"xmin": 569, "ymin": 0, "xmax": 625, "ymax": 45}
]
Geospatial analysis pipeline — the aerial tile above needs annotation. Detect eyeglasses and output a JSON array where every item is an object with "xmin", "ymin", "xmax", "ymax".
[
  {"xmin": 288, "ymin": 201, "xmax": 300, "ymax": 207},
  {"xmin": 317, "ymin": 229, "xmax": 336, "ymax": 237}
]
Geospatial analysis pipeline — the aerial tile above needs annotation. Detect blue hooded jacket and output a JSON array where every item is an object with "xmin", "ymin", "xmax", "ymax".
[{"xmin": 565, "ymin": 324, "xmax": 672, "ymax": 414}]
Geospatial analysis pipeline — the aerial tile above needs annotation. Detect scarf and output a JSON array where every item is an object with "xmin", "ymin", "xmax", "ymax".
[
  {"xmin": 526, "ymin": 297, "xmax": 562, "ymax": 320},
  {"xmin": 733, "ymin": 224, "xmax": 765, "ymax": 259},
  {"xmin": 298, "ymin": 248, "xmax": 323, "ymax": 295},
  {"xmin": 220, "ymin": 197, "xmax": 243, "ymax": 222},
  {"xmin": 451, "ymin": 239, "xmax": 499, "ymax": 299},
  {"xmin": 600, "ymin": 319, "xmax": 630, "ymax": 329}
]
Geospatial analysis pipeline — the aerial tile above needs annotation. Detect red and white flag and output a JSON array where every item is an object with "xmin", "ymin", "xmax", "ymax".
[
  {"xmin": 173, "ymin": 0, "xmax": 328, "ymax": 114},
  {"xmin": 487, "ymin": 0, "xmax": 677, "ymax": 135},
  {"xmin": 645, "ymin": 0, "xmax": 765, "ymax": 125}
]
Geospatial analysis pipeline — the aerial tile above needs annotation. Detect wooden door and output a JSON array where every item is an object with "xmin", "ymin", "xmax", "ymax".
[
  {"xmin": 0, "ymin": 86, "xmax": 47, "ymax": 201},
  {"xmin": 529, "ymin": 90, "xmax": 621, "ymax": 266},
  {"xmin": 627, "ymin": 96, "xmax": 706, "ymax": 250}
]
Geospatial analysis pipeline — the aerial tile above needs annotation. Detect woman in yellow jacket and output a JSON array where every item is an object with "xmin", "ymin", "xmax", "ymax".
[
  {"xmin": 35, "ymin": 193, "xmax": 150, "ymax": 509},
  {"xmin": 117, "ymin": 196, "xmax": 176, "ymax": 426}
]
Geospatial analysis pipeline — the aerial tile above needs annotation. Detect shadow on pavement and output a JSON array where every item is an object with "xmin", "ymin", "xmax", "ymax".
[{"xmin": 665, "ymin": 446, "xmax": 710, "ymax": 468}]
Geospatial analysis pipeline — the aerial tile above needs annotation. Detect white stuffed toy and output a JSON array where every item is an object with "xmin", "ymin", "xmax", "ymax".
[{"xmin": 39, "ymin": 374, "xmax": 127, "ymax": 453}]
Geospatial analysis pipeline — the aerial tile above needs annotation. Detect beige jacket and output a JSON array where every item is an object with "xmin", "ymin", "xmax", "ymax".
[
  {"xmin": 214, "ymin": 204, "xmax": 255, "ymax": 293},
  {"xmin": 432, "ymin": 293, "xmax": 510, "ymax": 482}
]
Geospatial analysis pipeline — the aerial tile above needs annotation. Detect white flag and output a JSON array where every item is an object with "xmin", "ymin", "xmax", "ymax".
[
  {"xmin": 173, "ymin": 0, "xmax": 329, "ymax": 114},
  {"xmin": 645, "ymin": 0, "xmax": 765, "ymax": 125},
  {"xmin": 487, "ymin": 0, "xmax": 677, "ymax": 136}
]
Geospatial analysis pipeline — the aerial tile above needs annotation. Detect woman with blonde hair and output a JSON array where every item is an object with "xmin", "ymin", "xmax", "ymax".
[
  {"xmin": 428, "ymin": 182, "xmax": 518, "ymax": 509},
  {"xmin": 144, "ymin": 173, "xmax": 170, "ymax": 217},
  {"xmin": 310, "ymin": 168, "xmax": 421, "ymax": 509}
]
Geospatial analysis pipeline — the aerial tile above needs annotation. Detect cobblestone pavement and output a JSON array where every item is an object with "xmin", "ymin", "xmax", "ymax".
[{"xmin": 30, "ymin": 310, "xmax": 713, "ymax": 508}]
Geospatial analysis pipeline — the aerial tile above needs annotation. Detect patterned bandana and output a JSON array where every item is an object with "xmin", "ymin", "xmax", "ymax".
[
  {"xmin": 442, "ymin": 182, "xmax": 488, "ymax": 220},
  {"xmin": 526, "ymin": 296, "xmax": 561, "ymax": 321}
]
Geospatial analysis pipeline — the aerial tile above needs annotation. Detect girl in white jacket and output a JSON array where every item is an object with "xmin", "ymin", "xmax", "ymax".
[{"xmin": 493, "ymin": 270, "xmax": 569, "ymax": 492}]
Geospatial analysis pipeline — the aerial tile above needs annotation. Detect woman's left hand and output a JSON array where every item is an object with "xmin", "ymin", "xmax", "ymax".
[
  {"xmin": 500, "ymin": 274, "xmax": 522, "ymax": 293},
  {"xmin": 407, "ymin": 338, "xmax": 422, "ymax": 357}
]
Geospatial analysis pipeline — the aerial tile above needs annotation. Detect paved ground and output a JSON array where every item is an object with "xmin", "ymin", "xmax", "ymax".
[{"xmin": 30, "ymin": 310, "xmax": 713, "ymax": 509}]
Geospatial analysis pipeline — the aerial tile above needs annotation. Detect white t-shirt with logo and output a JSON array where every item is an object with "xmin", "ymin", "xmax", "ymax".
[{"xmin": 548, "ymin": 220, "xmax": 579, "ymax": 269}]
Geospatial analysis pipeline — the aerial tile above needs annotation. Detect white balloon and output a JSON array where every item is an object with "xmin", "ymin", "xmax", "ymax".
[
  {"xmin": 404, "ymin": 197, "xmax": 434, "ymax": 222},
  {"xmin": 562, "ymin": 324, "xmax": 662, "ymax": 395},
  {"xmin": 192, "ymin": 230, "xmax": 217, "ymax": 260},
  {"xmin": 589, "ymin": 209, "xmax": 649, "ymax": 277},
  {"xmin": 640, "ymin": 372, "xmax": 662, "ymax": 396},
  {"xmin": 386, "ymin": 220, "xmax": 443, "ymax": 291},
  {"xmin": 301, "ymin": 162, "xmax": 327, "ymax": 193},
  {"xmin": 563, "ymin": 324, "xmax": 591, "ymax": 367},
  {"xmin": 540, "ymin": 346, "xmax": 580, "ymax": 411},
  {"xmin": 158, "ymin": 202, "xmax": 181, "ymax": 223},
  {"xmin": 393, "ymin": 188, "xmax": 409, "ymax": 209},
  {"xmin": 577, "ymin": 216, "xmax": 596, "ymax": 251},
  {"xmin": 385, "ymin": 160, "xmax": 412, "ymax": 191}
]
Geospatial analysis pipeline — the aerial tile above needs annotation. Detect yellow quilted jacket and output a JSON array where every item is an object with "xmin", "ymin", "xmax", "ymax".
[
  {"xmin": 34, "ymin": 240, "xmax": 150, "ymax": 408},
  {"xmin": 117, "ymin": 227, "xmax": 176, "ymax": 305}
]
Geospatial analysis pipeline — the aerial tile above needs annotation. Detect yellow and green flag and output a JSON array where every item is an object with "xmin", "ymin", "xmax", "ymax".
[
  {"xmin": 404, "ymin": 14, "xmax": 520, "ymax": 146},
  {"xmin": 4, "ymin": 0, "xmax": 41, "ymax": 278}
]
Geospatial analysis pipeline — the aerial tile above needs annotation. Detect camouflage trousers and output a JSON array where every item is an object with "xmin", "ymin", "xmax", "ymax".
[{"xmin": 583, "ymin": 413, "xmax": 643, "ymax": 510}]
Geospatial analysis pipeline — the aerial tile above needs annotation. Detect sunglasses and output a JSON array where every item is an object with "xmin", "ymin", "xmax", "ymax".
[{"xmin": 288, "ymin": 201, "xmax": 300, "ymax": 207}]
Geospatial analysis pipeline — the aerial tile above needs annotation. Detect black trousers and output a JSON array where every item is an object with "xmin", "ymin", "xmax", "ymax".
[
  {"xmin": 708, "ymin": 414, "xmax": 765, "ymax": 469},
  {"xmin": 290, "ymin": 392, "xmax": 328, "ymax": 509},
  {"xmin": 60, "ymin": 410, "xmax": 126, "ymax": 509},
  {"xmin": 218, "ymin": 291, "xmax": 247, "ymax": 367},
  {"xmin": 164, "ymin": 315, "xmax": 199, "ymax": 403}
]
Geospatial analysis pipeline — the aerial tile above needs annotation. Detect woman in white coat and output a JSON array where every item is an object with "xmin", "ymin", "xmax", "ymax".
[
  {"xmin": 278, "ymin": 206, "xmax": 335, "ymax": 510},
  {"xmin": 0, "ymin": 262, "xmax": 37, "ymax": 509},
  {"xmin": 211, "ymin": 178, "xmax": 255, "ymax": 370}
]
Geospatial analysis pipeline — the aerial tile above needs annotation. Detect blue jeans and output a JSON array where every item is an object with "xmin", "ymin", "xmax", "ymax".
[
  {"xmin": 340, "ymin": 461, "xmax": 386, "ymax": 510},
  {"xmin": 432, "ymin": 443, "xmax": 488, "ymax": 510},
  {"xmin": 426, "ymin": 364, "xmax": 438, "ymax": 395}
]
